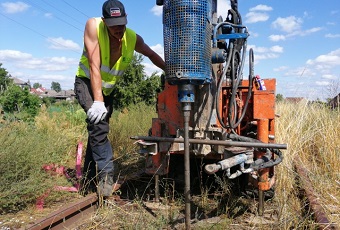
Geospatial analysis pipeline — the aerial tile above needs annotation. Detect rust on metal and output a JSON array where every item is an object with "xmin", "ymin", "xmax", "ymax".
[
  {"xmin": 26, "ymin": 193, "xmax": 98, "ymax": 230},
  {"xmin": 295, "ymin": 164, "xmax": 339, "ymax": 230}
]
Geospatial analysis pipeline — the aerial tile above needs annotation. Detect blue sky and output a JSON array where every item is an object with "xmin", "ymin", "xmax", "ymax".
[{"xmin": 0, "ymin": 0, "xmax": 339, "ymax": 100}]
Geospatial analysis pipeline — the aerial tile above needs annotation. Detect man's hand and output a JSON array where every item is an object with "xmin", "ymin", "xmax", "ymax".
[{"xmin": 87, "ymin": 101, "xmax": 107, "ymax": 124}]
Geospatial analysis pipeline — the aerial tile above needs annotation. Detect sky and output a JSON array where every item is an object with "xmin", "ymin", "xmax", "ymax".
[{"xmin": 0, "ymin": 0, "xmax": 339, "ymax": 101}]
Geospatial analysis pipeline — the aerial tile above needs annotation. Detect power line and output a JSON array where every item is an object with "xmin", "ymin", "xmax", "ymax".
[
  {"xmin": 39, "ymin": 0, "xmax": 85, "ymax": 27},
  {"xmin": 0, "ymin": 12, "xmax": 82, "ymax": 55},
  {"xmin": 22, "ymin": 0, "xmax": 83, "ymax": 32},
  {"xmin": 61, "ymin": 0, "xmax": 91, "ymax": 19}
]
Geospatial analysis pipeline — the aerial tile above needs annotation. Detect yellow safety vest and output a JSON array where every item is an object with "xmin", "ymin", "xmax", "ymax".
[{"xmin": 76, "ymin": 17, "xmax": 137, "ymax": 96}]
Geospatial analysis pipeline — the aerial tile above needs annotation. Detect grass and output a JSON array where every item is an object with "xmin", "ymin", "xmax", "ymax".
[
  {"xmin": 274, "ymin": 100, "xmax": 340, "ymax": 228},
  {"xmin": 0, "ymin": 100, "xmax": 339, "ymax": 229}
]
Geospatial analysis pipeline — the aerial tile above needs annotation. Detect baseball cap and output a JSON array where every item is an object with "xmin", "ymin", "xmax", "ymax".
[{"xmin": 102, "ymin": 0, "xmax": 127, "ymax": 26}]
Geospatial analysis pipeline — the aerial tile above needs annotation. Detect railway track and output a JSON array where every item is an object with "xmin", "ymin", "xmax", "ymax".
[
  {"xmin": 24, "ymin": 165, "xmax": 339, "ymax": 230},
  {"xmin": 25, "ymin": 194, "xmax": 98, "ymax": 230}
]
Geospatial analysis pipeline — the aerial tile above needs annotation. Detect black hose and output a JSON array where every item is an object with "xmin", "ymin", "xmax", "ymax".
[
  {"xmin": 215, "ymin": 43, "xmax": 234, "ymax": 129},
  {"xmin": 229, "ymin": 48, "xmax": 254, "ymax": 129},
  {"xmin": 251, "ymin": 149, "xmax": 284, "ymax": 170}
]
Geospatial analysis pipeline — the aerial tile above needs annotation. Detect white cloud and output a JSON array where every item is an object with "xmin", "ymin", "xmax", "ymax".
[
  {"xmin": 283, "ymin": 67, "xmax": 315, "ymax": 78},
  {"xmin": 1, "ymin": 1, "xmax": 29, "ymax": 14},
  {"xmin": 249, "ymin": 45, "xmax": 283, "ymax": 54},
  {"xmin": 18, "ymin": 57, "xmax": 77, "ymax": 72},
  {"xmin": 249, "ymin": 5, "xmax": 273, "ymax": 12},
  {"xmin": 216, "ymin": 0, "xmax": 230, "ymax": 19},
  {"xmin": 245, "ymin": 4, "xmax": 272, "ymax": 24},
  {"xmin": 322, "ymin": 74, "xmax": 337, "ymax": 80},
  {"xmin": 273, "ymin": 66, "xmax": 288, "ymax": 72},
  {"xmin": 247, "ymin": 45, "xmax": 283, "ymax": 63},
  {"xmin": 1, "ymin": 49, "xmax": 78, "ymax": 89},
  {"xmin": 270, "ymin": 45, "xmax": 283, "ymax": 53},
  {"xmin": 0, "ymin": 49, "xmax": 32, "ymax": 60},
  {"xmin": 300, "ymin": 27, "xmax": 322, "ymax": 36},
  {"xmin": 249, "ymin": 31, "xmax": 259, "ymax": 38},
  {"xmin": 245, "ymin": 12, "xmax": 269, "ymax": 23},
  {"xmin": 0, "ymin": 49, "xmax": 77, "ymax": 72},
  {"xmin": 150, "ymin": 5, "xmax": 162, "ymax": 16},
  {"xmin": 269, "ymin": 34, "xmax": 286, "ymax": 41},
  {"xmin": 150, "ymin": 43, "xmax": 164, "ymax": 59},
  {"xmin": 255, "ymin": 53, "xmax": 279, "ymax": 61},
  {"xmin": 315, "ymin": 81, "xmax": 330, "ymax": 86},
  {"xmin": 325, "ymin": 33, "xmax": 340, "ymax": 38},
  {"xmin": 306, "ymin": 49, "xmax": 340, "ymax": 67},
  {"xmin": 270, "ymin": 16, "xmax": 321, "ymax": 41},
  {"xmin": 44, "ymin": 13, "xmax": 53, "ymax": 19},
  {"xmin": 272, "ymin": 16, "xmax": 303, "ymax": 33},
  {"xmin": 143, "ymin": 62, "xmax": 163, "ymax": 76},
  {"xmin": 142, "ymin": 44, "xmax": 164, "ymax": 76},
  {"xmin": 47, "ymin": 37, "xmax": 81, "ymax": 51},
  {"xmin": 326, "ymin": 22, "xmax": 336, "ymax": 26}
]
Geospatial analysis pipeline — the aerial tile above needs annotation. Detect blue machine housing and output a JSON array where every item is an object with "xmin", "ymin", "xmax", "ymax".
[{"xmin": 163, "ymin": 0, "xmax": 212, "ymax": 85}]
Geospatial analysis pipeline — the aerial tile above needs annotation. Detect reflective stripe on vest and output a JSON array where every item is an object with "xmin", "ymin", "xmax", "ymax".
[{"xmin": 76, "ymin": 17, "xmax": 137, "ymax": 95}]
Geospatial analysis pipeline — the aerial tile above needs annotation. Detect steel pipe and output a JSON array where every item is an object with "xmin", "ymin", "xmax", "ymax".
[{"xmin": 130, "ymin": 136, "xmax": 287, "ymax": 149}]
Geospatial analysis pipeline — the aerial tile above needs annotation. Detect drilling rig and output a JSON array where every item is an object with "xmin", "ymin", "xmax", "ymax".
[{"xmin": 131, "ymin": 0, "xmax": 287, "ymax": 228}]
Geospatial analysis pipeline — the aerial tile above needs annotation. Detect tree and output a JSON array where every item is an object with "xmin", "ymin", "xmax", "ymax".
[
  {"xmin": 111, "ymin": 53, "xmax": 162, "ymax": 109},
  {"xmin": 51, "ymin": 81, "xmax": 61, "ymax": 92},
  {"xmin": 33, "ymin": 82, "xmax": 42, "ymax": 89},
  {"xmin": 0, "ymin": 63, "xmax": 13, "ymax": 93},
  {"xmin": 138, "ymin": 72, "xmax": 162, "ymax": 105},
  {"xmin": 276, "ymin": 93, "xmax": 284, "ymax": 102},
  {"xmin": 0, "ymin": 84, "xmax": 41, "ymax": 121}
]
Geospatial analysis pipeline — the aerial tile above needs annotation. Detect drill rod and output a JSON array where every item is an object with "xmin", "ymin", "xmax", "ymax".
[{"xmin": 131, "ymin": 136, "xmax": 288, "ymax": 149}]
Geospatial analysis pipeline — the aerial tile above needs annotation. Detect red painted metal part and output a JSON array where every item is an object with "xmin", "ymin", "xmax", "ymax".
[{"xmin": 257, "ymin": 118, "xmax": 271, "ymax": 191}]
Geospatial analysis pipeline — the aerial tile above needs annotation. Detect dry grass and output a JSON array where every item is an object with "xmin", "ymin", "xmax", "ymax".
[
  {"xmin": 275, "ymin": 100, "xmax": 340, "ymax": 228},
  {"xmin": 1, "ymin": 101, "xmax": 339, "ymax": 229}
]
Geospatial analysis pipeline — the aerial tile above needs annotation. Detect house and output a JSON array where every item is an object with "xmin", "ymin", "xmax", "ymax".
[
  {"xmin": 30, "ymin": 87, "xmax": 76, "ymax": 101},
  {"xmin": 11, "ymin": 77, "xmax": 31, "ymax": 90},
  {"xmin": 328, "ymin": 93, "xmax": 340, "ymax": 109},
  {"xmin": 285, "ymin": 97, "xmax": 305, "ymax": 103},
  {"xmin": 9, "ymin": 76, "xmax": 76, "ymax": 101}
]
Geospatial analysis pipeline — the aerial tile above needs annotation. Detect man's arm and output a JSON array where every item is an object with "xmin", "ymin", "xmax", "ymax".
[
  {"xmin": 84, "ymin": 18, "xmax": 103, "ymax": 102},
  {"xmin": 135, "ymin": 34, "xmax": 165, "ymax": 71}
]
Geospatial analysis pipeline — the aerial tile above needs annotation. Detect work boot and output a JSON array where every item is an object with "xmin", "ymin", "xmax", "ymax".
[{"xmin": 97, "ymin": 174, "xmax": 114, "ymax": 197}]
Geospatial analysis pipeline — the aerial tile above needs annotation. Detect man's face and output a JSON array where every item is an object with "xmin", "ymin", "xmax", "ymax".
[{"xmin": 103, "ymin": 18, "xmax": 126, "ymax": 39}]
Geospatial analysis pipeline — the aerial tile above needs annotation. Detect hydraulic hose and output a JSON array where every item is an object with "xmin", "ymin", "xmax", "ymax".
[
  {"xmin": 228, "ymin": 41, "xmax": 254, "ymax": 129},
  {"xmin": 228, "ymin": 47, "xmax": 254, "ymax": 129},
  {"xmin": 215, "ymin": 42, "xmax": 234, "ymax": 129}
]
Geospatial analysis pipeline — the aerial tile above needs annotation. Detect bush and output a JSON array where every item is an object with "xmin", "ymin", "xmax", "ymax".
[{"xmin": 0, "ymin": 105, "xmax": 87, "ymax": 214}]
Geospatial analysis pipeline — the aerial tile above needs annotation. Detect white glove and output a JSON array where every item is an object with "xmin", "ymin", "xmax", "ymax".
[{"xmin": 87, "ymin": 101, "xmax": 107, "ymax": 124}]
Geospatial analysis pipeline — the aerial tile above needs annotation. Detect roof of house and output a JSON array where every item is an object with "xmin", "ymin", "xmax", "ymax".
[
  {"xmin": 285, "ymin": 97, "xmax": 305, "ymax": 103},
  {"xmin": 11, "ymin": 77, "xmax": 29, "ymax": 86}
]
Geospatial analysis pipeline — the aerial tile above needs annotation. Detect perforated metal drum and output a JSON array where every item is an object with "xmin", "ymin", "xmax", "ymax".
[{"xmin": 163, "ymin": 0, "xmax": 212, "ymax": 85}]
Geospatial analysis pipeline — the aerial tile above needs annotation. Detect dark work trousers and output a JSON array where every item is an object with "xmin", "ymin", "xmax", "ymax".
[{"xmin": 74, "ymin": 76, "xmax": 115, "ymax": 191}]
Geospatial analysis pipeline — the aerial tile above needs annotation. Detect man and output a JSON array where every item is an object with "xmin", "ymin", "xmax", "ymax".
[{"xmin": 74, "ymin": 0, "xmax": 165, "ymax": 197}]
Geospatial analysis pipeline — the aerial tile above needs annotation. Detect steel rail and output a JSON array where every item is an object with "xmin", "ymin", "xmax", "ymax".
[
  {"xmin": 25, "ymin": 193, "xmax": 98, "ymax": 230},
  {"xmin": 295, "ymin": 163, "xmax": 339, "ymax": 230},
  {"xmin": 23, "ymin": 163, "xmax": 338, "ymax": 230}
]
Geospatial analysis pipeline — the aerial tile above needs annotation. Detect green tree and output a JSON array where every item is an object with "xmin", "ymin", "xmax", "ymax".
[
  {"xmin": 138, "ymin": 72, "xmax": 162, "ymax": 105},
  {"xmin": 33, "ymin": 82, "xmax": 42, "ymax": 89},
  {"xmin": 0, "ymin": 63, "xmax": 13, "ymax": 93},
  {"xmin": 276, "ymin": 93, "xmax": 284, "ymax": 102},
  {"xmin": 0, "ymin": 84, "xmax": 41, "ymax": 121},
  {"xmin": 51, "ymin": 81, "xmax": 61, "ymax": 92},
  {"xmin": 111, "ymin": 53, "xmax": 162, "ymax": 109}
]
